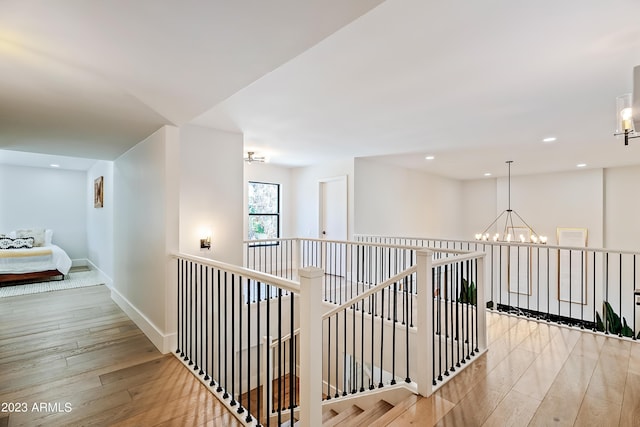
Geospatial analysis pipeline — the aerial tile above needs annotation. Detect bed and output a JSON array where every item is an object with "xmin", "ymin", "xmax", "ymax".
[{"xmin": 0, "ymin": 229, "xmax": 72, "ymax": 285}]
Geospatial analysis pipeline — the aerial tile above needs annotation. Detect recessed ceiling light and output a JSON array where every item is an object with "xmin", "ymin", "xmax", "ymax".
[
  {"xmin": 425, "ymin": 155, "xmax": 435, "ymax": 160},
  {"xmin": 576, "ymin": 163, "xmax": 587, "ymax": 168},
  {"xmin": 542, "ymin": 137, "xmax": 557, "ymax": 143},
  {"xmin": 484, "ymin": 172, "xmax": 492, "ymax": 177},
  {"xmin": 50, "ymin": 164, "xmax": 60, "ymax": 168}
]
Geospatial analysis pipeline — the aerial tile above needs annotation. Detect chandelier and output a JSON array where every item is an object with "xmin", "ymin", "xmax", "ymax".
[{"xmin": 475, "ymin": 161, "xmax": 547, "ymax": 244}]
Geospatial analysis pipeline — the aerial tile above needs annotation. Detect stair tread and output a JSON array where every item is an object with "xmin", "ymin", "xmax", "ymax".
[
  {"xmin": 323, "ymin": 405, "xmax": 363, "ymax": 427},
  {"xmin": 341, "ymin": 400, "xmax": 394, "ymax": 427},
  {"xmin": 322, "ymin": 408, "xmax": 338, "ymax": 423},
  {"xmin": 369, "ymin": 394, "xmax": 420, "ymax": 427}
]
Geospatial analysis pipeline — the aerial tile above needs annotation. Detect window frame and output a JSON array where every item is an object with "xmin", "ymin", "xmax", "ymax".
[{"xmin": 247, "ymin": 181, "xmax": 280, "ymax": 247}]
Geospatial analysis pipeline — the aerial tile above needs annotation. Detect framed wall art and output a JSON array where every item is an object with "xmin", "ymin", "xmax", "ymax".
[
  {"xmin": 557, "ymin": 227, "xmax": 588, "ymax": 304},
  {"xmin": 94, "ymin": 176, "xmax": 104, "ymax": 208}
]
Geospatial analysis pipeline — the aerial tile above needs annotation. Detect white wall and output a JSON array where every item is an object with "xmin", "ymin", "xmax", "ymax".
[
  {"xmin": 86, "ymin": 160, "xmax": 114, "ymax": 284},
  {"xmin": 354, "ymin": 158, "xmax": 463, "ymax": 239},
  {"xmin": 0, "ymin": 164, "xmax": 87, "ymax": 260},
  {"xmin": 352, "ymin": 159, "xmax": 613, "ymax": 249},
  {"xmin": 291, "ymin": 158, "xmax": 355, "ymax": 239},
  {"xmin": 244, "ymin": 162, "xmax": 293, "ymax": 238},
  {"xmin": 113, "ymin": 125, "xmax": 179, "ymax": 353},
  {"xmin": 494, "ymin": 169, "xmax": 603, "ymax": 247},
  {"xmin": 604, "ymin": 165, "xmax": 640, "ymax": 251},
  {"xmin": 461, "ymin": 178, "xmax": 497, "ymax": 239},
  {"xmin": 179, "ymin": 125, "xmax": 244, "ymax": 265}
]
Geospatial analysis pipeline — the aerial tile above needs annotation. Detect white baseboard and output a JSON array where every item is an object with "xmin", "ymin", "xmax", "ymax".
[
  {"xmin": 71, "ymin": 258, "xmax": 88, "ymax": 268},
  {"xmin": 84, "ymin": 259, "xmax": 114, "ymax": 288},
  {"xmin": 110, "ymin": 287, "xmax": 176, "ymax": 354}
]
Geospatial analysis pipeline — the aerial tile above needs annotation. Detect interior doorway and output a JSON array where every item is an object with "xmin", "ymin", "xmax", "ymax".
[
  {"xmin": 318, "ymin": 175, "xmax": 347, "ymax": 240},
  {"xmin": 319, "ymin": 176, "xmax": 348, "ymax": 278}
]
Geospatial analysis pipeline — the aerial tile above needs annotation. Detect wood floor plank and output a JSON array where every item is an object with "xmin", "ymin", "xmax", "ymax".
[
  {"xmin": 434, "ymin": 380, "xmax": 511, "ymax": 427},
  {"xmin": 369, "ymin": 393, "xmax": 418, "ymax": 427},
  {"xmin": 481, "ymin": 389, "xmax": 540, "ymax": 427},
  {"xmin": 528, "ymin": 393, "xmax": 580, "ymax": 427},
  {"xmin": 584, "ymin": 353, "xmax": 629, "ymax": 404},
  {"xmin": 386, "ymin": 394, "xmax": 454, "ymax": 427},
  {"xmin": 545, "ymin": 353, "xmax": 598, "ymax": 399},
  {"xmin": 108, "ymin": 384, "xmax": 239, "ymax": 427},
  {"xmin": 574, "ymin": 394, "xmax": 622, "ymax": 427},
  {"xmin": 98, "ymin": 355, "xmax": 176, "ymax": 386},
  {"xmin": 481, "ymin": 348, "xmax": 537, "ymax": 390},
  {"xmin": 343, "ymin": 399, "xmax": 393, "ymax": 427},
  {"xmin": 620, "ymin": 371, "xmax": 640, "ymax": 427},
  {"xmin": 511, "ymin": 335, "xmax": 578, "ymax": 401}
]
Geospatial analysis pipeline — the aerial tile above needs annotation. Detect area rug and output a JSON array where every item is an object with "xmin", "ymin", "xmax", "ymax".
[{"xmin": 0, "ymin": 270, "xmax": 105, "ymax": 298}]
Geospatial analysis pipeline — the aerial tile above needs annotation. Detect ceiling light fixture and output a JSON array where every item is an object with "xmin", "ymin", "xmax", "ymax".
[
  {"xmin": 484, "ymin": 172, "xmax": 492, "ymax": 177},
  {"xmin": 425, "ymin": 155, "xmax": 435, "ymax": 160},
  {"xmin": 475, "ymin": 161, "xmax": 546, "ymax": 244},
  {"xmin": 576, "ymin": 163, "xmax": 587, "ymax": 168},
  {"xmin": 614, "ymin": 93, "xmax": 638, "ymax": 145},
  {"xmin": 50, "ymin": 164, "xmax": 60, "ymax": 168},
  {"xmin": 244, "ymin": 151, "xmax": 265, "ymax": 164},
  {"xmin": 542, "ymin": 137, "xmax": 557, "ymax": 143}
]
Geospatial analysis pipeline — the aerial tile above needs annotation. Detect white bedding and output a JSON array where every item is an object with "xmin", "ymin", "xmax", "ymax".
[{"xmin": 0, "ymin": 244, "xmax": 72, "ymax": 275}]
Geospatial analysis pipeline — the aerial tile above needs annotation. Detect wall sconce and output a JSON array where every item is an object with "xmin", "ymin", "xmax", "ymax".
[
  {"xmin": 200, "ymin": 231, "xmax": 211, "ymax": 250},
  {"xmin": 615, "ymin": 93, "xmax": 639, "ymax": 145}
]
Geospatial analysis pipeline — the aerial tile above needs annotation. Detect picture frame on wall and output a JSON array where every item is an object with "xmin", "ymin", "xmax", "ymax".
[
  {"xmin": 557, "ymin": 227, "xmax": 588, "ymax": 304},
  {"xmin": 94, "ymin": 176, "xmax": 104, "ymax": 208}
]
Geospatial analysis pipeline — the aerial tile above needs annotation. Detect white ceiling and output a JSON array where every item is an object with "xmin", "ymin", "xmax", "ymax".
[{"xmin": 1, "ymin": 0, "xmax": 640, "ymax": 178}]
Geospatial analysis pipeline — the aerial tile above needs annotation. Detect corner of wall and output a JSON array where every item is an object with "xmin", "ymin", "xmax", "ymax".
[{"xmin": 110, "ymin": 286, "xmax": 176, "ymax": 354}]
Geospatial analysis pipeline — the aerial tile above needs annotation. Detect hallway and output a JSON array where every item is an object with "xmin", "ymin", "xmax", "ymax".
[{"xmin": 1, "ymin": 285, "xmax": 639, "ymax": 426}]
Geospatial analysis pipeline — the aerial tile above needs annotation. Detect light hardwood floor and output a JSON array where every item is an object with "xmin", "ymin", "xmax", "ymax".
[
  {"xmin": 0, "ymin": 285, "xmax": 243, "ymax": 427},
  {"xmin": 1, "ymin": 285, "xmax": 640, "ymax": 426},
  {"xmin": 386, "ymin": 312, "xmax": 640, "ymax": 427}
]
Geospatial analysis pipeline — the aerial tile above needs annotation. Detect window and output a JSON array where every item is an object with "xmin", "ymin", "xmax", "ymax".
[{"xmin": 248, "ymin": 181, "xmax": 280, "ymax": 243}]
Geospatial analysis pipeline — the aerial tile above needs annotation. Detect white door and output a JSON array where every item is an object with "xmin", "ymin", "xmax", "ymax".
[
  {"xmin": 319, "ymin": 176, "xmax": 347, "ymax": 241},
  {"xmin": 319, "ymin": 176, "xmax": 348, "ymax": 278}
]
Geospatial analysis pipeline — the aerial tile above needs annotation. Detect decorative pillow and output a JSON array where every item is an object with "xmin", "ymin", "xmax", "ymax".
[
  {"xmin": 16, "ymin": 228, "xmax": 46, "ymax": 247},
  {"xmin": 0, "ymin": 237, "xmax": 34, "ymax": 249},
  {"xmin": 45, "ymin": 229, "xmax": 53, "ymax": 246}
]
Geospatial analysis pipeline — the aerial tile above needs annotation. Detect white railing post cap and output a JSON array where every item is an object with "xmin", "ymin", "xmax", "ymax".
[{"xmin": 298, "ymin": 266, "xmax": 325, "ymax": 279}]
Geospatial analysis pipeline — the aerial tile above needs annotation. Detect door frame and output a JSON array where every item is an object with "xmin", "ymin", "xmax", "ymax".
[{"xmin": 318, "ymin": 175, "xmax": 348, "ymax": 240}]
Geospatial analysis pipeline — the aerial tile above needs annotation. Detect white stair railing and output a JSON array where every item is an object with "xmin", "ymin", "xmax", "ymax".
[
  {"xmin": 175, "ymin": 240, "xmax": 488, "ymax": 426},
  {"xmin": 356, "ymin": 234, "xmax": 640, "ymax": 341}
]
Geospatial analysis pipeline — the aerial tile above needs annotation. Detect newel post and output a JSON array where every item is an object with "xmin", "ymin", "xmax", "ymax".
[
  {"xmin": 298, "ymin": 266, "xmax": 324, "ymax": 426},
  {"xmin": 416, "ymin": 249, "xmax": 434, "ymax": 396}
]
